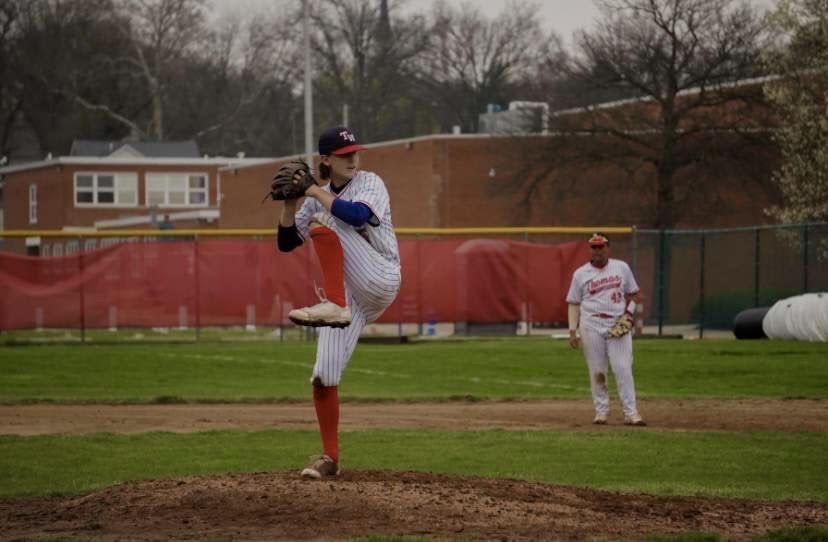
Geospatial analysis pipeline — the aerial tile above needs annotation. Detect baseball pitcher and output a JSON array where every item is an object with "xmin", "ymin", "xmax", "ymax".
[{"xmin": 271, "ymin": 126, "xmax": 401, "ymax": 479}]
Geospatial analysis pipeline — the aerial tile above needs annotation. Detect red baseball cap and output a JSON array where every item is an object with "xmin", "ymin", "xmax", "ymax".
[
  {"xmin": 318, "ymin": 126, "xmax": 366, "ymax": 156},
  {"xmin": 588, "ymin": 233, "xmax": 609, "ymax": 247}
]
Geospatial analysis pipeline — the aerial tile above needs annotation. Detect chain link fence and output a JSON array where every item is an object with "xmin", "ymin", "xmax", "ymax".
[
  {"xmin": 633, "ymin": 223, "xmax": 828, "ymax": 337},
  {"xmin": 1, "ymin": 224, "xmax": 825, "ymax": 343}
]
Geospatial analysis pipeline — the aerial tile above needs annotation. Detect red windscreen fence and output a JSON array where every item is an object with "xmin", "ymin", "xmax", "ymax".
[{"xmin": 0, "ymin": 239, "xmax": 590, "ymax": 330}]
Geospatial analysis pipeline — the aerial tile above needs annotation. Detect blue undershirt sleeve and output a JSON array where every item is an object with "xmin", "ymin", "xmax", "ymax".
[{"xmin": 331, "ymin": 199, "xmax": 374, "ymax": 227}]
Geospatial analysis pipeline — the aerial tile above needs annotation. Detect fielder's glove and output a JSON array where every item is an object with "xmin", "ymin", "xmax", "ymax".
[
  {"xmin": 608, "ymin": 312, "xmax": 634, "ymax": 338},
  {"xmin": 264, "ymin": 160, "xmax": 315, "ymax": 201}
]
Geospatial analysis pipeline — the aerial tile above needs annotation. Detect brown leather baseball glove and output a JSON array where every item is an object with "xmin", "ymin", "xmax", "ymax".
[
  {"xmin": 608, "ymin": 312, "xmax": 634, "ymax": 338},
  {"xmin": 265, "ymin": 160, "xmax": 315, "ymax": 201}
]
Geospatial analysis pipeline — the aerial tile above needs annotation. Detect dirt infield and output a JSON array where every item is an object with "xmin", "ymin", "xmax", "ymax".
[
  {"xmin": 1, "ymin": 399, "xmax": 826, "ymax": 541},
  {"xmin": 2, "ymin": 398, "xmax": 827, "ymax": 435}
]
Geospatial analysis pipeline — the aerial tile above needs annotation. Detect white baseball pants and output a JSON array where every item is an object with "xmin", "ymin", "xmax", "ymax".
[
  {"xmin": 579, "ymin": 326, "xmax": 639, "ymax": 417},
  {"xmin": 311, "ymin": 214, "xmax": 400, "ymax": 386}
]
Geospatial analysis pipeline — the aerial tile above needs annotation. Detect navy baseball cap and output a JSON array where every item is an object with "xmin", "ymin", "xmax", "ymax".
[{"xmin": 318, "ymin": 126, "xmax": 366, "ymax": 156}]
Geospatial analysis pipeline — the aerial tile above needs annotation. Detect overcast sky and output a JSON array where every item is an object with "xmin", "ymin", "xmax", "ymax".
[
  {"xmin": 213, "ymin": 0, "xmax": 776, "ymax": 44},
  {"xmin": 211, "ymin": 1, "xmax": 600, "ymax": 41},
  {"xmin": 406, "ymin": 0, "xmax": 598, "ymax": 39},
  {"xmin": 403, "ymin": 0, "xmax": 775, "ymax": 40},
  {"xmin": 404, "ymin": 0, "xmax": 601, "ymax": 40}
]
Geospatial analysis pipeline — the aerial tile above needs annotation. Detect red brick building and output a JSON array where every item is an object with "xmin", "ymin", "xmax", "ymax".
[
  {"xmin": 225, "ymin": 132, "xmax": 780, "ymax": 230},
  {"xmin": 0, "ymin": 154, "xmax": 273, "ymax": 254},
  {"xmin": 0, "ymin": 131, "xmax": 781, "ymax": 255}
]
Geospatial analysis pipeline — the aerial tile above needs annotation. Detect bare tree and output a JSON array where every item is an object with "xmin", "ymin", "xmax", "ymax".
[
  {"xmin": 0, "ymin": 0, "xmax": 24, "ymax": 159},
  {"xmin": 105, "ymin": 0, "xmax": 210, "ymax": 140},
  {"xmin": 508, "ymin": 0, "xmax": 771, "ymax": 228},
  {"xmin": 1, "ymin": 0, "xmax": 308, "ymax": 157},
  {"xmin": 7, "ymin": 0, "xmax": 127, "ymax": 158},
  {"xmin": 165, "ymin": 5, "xmax": 304, "ymax": 156},
  {"xmin": 415, "ymin": 0, "xmax": 545, "ymax": 133},
  {"xmin": 310, "ymin": 0, "xmax": 431, "ymax": 142},
  {"xmin": 33, "ymin": 0, "xmax": 210, "ymax": 142}
]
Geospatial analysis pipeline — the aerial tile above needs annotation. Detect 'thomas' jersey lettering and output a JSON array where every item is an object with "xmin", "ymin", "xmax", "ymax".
[
  {"xmin": 586, "ymin": 274, "xmax": 622, "ymax": 296},
  {"xmin": 566, "ymin": 258, "xmax": 639, "ymax": 328}
]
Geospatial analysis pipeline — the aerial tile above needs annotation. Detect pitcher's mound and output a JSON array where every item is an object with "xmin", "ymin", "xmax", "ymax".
[{"xmin": 2, "ymin": 470, "xmax": 826, "ymax": 540}]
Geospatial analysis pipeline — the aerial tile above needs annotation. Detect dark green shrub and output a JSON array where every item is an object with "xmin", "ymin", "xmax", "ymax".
[
  {"xmin": 750, "ymin": 526, "xmax": 828, "ymax": 542},
  {"xmin": 690, "ymin": 289, "xmax": 799, "ymax": 329}
]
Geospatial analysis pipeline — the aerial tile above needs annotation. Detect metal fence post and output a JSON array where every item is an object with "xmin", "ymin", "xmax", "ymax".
[
  {"xmin": 753, "ymin": 228, "xmax": 760, "ymax": 307},
  {"xmin": 194, "ymin": 235, "xmax": 201, "ymax": 342},
  {"xmin": 802, "ymin": 224, "xmax": 809, "ymax": 292},
  {"xmin": 632, "ymin": 225, "xmax": 638, "ymax": 278},
  {"xmin": 417, "ymin": 236, "xmax": 423, "ymax": 336},
  {"xmin": 658, "ymin": 229, "xmax": 666, "ymax": 336},
  {"xmin": 699, "ymin": 233, "xmax": 705, "ymax": 339},
  {"xmin": 524, "ymin": 231, "xmax": 531, "ymax": 336},
  {"xmin": 78, "ymin": 236, "xmax": 86, "ymax": 344}
]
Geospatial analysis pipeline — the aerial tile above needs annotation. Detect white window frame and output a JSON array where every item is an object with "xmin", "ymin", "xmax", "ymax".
[
  {"xmin": 145, "ymin": 172, "xmax": 209, "ymax": 208},
  {"xmin": 74, "ymin": 172, "xmax": 138, "ymax": 207},
  {"xmin": 52, "ymin": 243, "xmax": 63, "ymax": 257},
  {"xmin": 41, "ymin": 244, "xmax": 51, "ymax": 257},
  {"xmin": 101, "ymin": 237, "xmax": 121, "ymax": 249},
  {"xmin": 28, "ymin": 184, "xmax": 37, "ymax": 224}
]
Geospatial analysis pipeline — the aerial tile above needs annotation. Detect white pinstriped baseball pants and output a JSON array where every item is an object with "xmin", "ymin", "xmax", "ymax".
[
  {"xmin": 310, "ymin": 214, "xmax": 401, "ymax": 387},
  {"xmin": 579, "ymin": 325, "xmax": 639, "ymax": 417}
]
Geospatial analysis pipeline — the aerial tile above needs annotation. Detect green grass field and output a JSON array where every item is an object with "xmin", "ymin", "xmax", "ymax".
[
  {"xmin": 2, "ymin": 429, "xmax": 824, "ymax": 502},
  {"xmin": 1, "ymin": 337, "xmax": 826, "ymax": 402},
  {"xmin": 0, "ymin": 338, "xmax": 826, "ymax": 509}
]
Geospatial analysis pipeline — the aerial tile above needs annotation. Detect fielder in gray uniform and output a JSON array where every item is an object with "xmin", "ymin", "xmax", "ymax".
[
  {"xmin": 566, "ymin": 233, "xmax": 646, "ymax": 426},
  {"xmin": 277, "ymin": 126, "xmax": 401, "ymax": 479}
]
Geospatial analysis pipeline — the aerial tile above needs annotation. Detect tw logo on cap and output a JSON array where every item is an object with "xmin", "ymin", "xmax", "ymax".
[{"xmin": 318, "ymin": 126, "xmax": 366, "ymax": 156}]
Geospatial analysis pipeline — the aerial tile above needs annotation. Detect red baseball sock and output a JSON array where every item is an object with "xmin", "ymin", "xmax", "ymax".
[
  {"xmin": 313, "ymin": 384, "xmax": 340, "ymax": 462},
  {"xmin": 309, "ymin": 226, "xmax": 346, "ymax": 306}
]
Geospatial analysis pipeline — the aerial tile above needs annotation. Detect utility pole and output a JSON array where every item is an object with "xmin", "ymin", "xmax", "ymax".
[{"xmin": 303, "ymin": 0, "xmax": 313, "ymax": 165}]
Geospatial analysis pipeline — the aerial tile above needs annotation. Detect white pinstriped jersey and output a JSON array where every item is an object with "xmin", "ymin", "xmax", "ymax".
[
  {"xmin": 292, "ymin": 170, "xmax": 401, "ymax": 387},
  {"xmin": 294, "ymin": 170, "xmax": 400, "ymax": 266},
  {"xmin": 566, "ymin": 258, "xmax": 639, "ymax": 331}
]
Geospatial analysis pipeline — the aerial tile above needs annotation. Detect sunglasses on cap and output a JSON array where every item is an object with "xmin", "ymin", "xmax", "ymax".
[{"xmin": 588, "ymin": 234, "xmax": 609, "ymax": 246}]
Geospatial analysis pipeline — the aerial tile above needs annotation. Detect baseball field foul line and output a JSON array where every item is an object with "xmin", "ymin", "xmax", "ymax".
[{"xmin": 164, "ymin": 353, "xmax": 588, "ymax": 392}]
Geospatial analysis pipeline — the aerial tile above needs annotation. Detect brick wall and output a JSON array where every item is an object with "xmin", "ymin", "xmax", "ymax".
[{"xmin": 0, "ymin": 131, "xmax": 782, "ymax": 250}]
